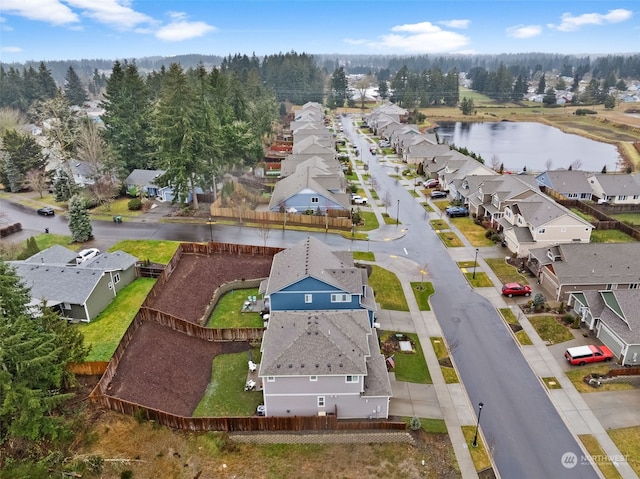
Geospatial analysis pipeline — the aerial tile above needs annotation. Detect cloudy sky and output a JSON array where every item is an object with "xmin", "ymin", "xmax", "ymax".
[{"xmin": 0, "ymin": 0, "xmax": 638, "ymax": 62}]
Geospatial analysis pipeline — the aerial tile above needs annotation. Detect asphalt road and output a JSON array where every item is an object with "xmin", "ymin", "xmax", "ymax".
[
  {"xmin": 1, "ymin": 117, "xmax": 599, "ymax": 478},
  {"xmin": 344, "ymin": 118, "xmax": 599, "ymax": 479}
]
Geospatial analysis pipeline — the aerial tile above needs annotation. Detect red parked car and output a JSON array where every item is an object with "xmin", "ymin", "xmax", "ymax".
[
  {"xmin": 501, "ymin": 282, "xmax": 532, "ymax": 297},
  {"xmin": 565, "ymin": 345, "xmax": 614, "ymax": 366}
]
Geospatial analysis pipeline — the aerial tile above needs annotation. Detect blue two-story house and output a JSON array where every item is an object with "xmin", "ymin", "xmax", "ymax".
[{"xmin": 261, "ymin": 237, "xmax": 376, "ymax": 323}]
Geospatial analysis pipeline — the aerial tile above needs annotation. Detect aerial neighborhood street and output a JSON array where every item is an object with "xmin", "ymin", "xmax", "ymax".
[{"xmin": 3, "ymin": 1, "xmax": 640, "ymax": 476}]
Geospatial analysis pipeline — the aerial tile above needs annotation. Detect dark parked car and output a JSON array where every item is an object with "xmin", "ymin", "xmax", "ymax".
[
  {"xmin": 445, "ymin": 206, "xmax": 469, "ymax": 217},
  {"xmin": 502, "ymin": 282, "xmax": 532, "ymax": 297},
  {"xmin": 37, "ymin": 207, "xmax": 55, "ymax": 216},
  {"xmin": 423, "ymin": 179, "xmax": 440, "ymax": 188},
  {"xmin": 431, "ymin": 190, "xmax": 447, "ymax": 199}
]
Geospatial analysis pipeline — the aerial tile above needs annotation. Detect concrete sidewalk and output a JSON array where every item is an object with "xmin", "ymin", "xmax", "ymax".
[{"xmin": 365, "ymin": 170, "xmax": 639, "ymax": 478}]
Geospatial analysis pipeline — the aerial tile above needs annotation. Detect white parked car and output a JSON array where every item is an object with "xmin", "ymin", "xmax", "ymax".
[
  {"xmin": 351, "ymin": 194, "xmax": 368, "ymax": 205},
  {"xmin": 76, "ymin": 248, "xmax": 100, "ymax": 264}
]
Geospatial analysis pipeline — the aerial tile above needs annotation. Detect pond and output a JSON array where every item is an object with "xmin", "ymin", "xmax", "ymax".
[{"xmin": 435, "ymin": 121, "xmax": 622, "ymax": 173}]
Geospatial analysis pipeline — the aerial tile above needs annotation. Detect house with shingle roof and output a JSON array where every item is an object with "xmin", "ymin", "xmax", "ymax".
[
  {"xmin": 527, "ymin": 243, "xmax": 640, "ymax": 302},
  {"xmin": 258, "ymin": 238, "xmax": 390, "ymax": 418},
  {"xmin": 268, "ymin": 161, "xmax": 350, "ymax": 213},
  {"xmin": 499, "ymin": 193, "xmax": 593, "ymax": 257},
  {"xmin": 10, "ymin": 246, "xmax": 138, "ymax": 322},
  {"xmin": 568, "ymin": 289, "xmax": 640, "ymax": 366},
  {"xmin": 535, "ymin": 170, "xmax": 594, "ymax": 201},
  {"xmin": 586, "ymin": 173, "xmax": 640, "ymax": 205}
]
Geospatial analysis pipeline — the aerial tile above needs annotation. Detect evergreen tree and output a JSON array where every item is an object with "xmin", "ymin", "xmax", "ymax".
[
  {"xmin": 102, "ymin": 60, "xmax": 153, "ymax": 172},
  {"xmin": 53, "ymin": 169, "xmax": 78, "ymax": 202},
  {"xmin": 0, "ymin": 261, "xmax": 88, "ymax": 442},
  {"xmin": 152, "ymin": 63, "xmax": 206, "ymax": 208},
  {"xmin": 543, "ymin": 88, "xmax": 557, "ymax": 106},
  {"xmin": 537, "ymin": 73, "xmax": 546, "ymax": 94},
  {"xmin": 377, "ymin": 79, "xmax": 389, "ymax": 100},
  {"xmin": 603, "ymin": 94, "xmax": 616, "ymax": 110},
  {"xmin": 330, "ymin": 67, "xmax": 348, "ymax": 107},
  {"xmin": 67, "ymin": 194, "xmax": 92, "ymax": 242},
  {"xmin": 460, "ymin": 97, "xmax": 475, "ymax": 115},
  {"xmin": 512, "ymin": 74, "xmax": 528, "ymax": 101},
  {"xmin": 37, "ymin": 62, "xmax": 58, "ymax": 100},
  {"xmin": 63, "ymin": 66, "xmax": 88, "ymax": 106},
  {"xmin": 0, "ymin": 129, "xmax": 46, "ymax": 192}
]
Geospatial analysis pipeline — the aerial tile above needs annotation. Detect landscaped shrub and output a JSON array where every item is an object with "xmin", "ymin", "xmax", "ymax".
[
  {"xmin": 128, "ymin": 198, "xmax": 142, "ymax": 211},
  {"xmin": 575, "ymin": 109, "xmax": 597, "ymax": 116},
  {"xmin": 410, "ymin": 415, "xmax": 422, "ymax": 431}
]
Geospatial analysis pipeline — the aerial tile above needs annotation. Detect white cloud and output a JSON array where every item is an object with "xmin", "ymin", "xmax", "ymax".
[
  {"xmin": 1, "ymin": 0, "xmax": 78, "ymax": 25},
  {"xmin": 549, "ymin": 8, "xmax": 633, "ymax": 32},
  {"xmin": 366, "ymin": 21, "xmax": 469, "ymax": 53},
  {"xmin": 506, "ymin": 24, "xmax": 542, "ymax": 39},
  {"xmin": 155, "ymin": 12, "xmax": 216, "ymax": 42},
  {"xmin": 439, "ymin": 19, "xmax": 470, "ymax": 29},
  {"xmin": 65, "ymin": 0, "xmax": 154, "ymax": 30},
  {"xmin": 1, "ymin": 46, "xmax": 23, "ymax": 53}
]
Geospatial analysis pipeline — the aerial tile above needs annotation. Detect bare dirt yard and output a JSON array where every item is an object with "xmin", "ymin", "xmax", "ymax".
[
  {"xmin": 107, "ymin": 321, "xmax": 250, "ymax": 416},
  {"xmin": 146, "ymin": 252, "xmax": 273, "ymax": 323}
]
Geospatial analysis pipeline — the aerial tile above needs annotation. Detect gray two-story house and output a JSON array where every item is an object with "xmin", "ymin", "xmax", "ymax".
[{"xmin": 258, "ymin": 237, "xmax": 390, "ymax": 418}]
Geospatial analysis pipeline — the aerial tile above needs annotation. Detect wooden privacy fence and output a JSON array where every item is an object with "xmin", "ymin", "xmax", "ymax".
[
  {"xmin": 67, "ymin": 361, "xmax": 109, "ymax": 376},
  {"xmin": 89, "ymin": 394, "xmax": 406, "ymax": 433},
  {"xmin": 209, "ymin": 207, "xmax": 352, "ymax": 230},
  {"xmin": 604, "ymin": 367, "xmax": 640, "ymax": 378}
]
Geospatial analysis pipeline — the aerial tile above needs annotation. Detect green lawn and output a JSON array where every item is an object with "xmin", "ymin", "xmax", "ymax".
[
  {"xmin": 609, "ymin": 427, "xmax": 640, "ymax": 477},
  {"xmin": 76, "ymin": 278, "xmax": 156, "ymax": 361},
  {"xmin": 430, "ymin": 337, "xmax": 459, "ymax": 384},
  {"xmin": 579, "ymin": 434, "xmax": 624, "ymax": 479},
  {"xmin": 91, "ymin": 197, "xmax": 143, "ymax": 218},
  {"xmin": 463, "ymin": 272, "xmax": 494, "ymax": 288},
  {"xmin": 566, "ymin": 365, "xmax": 635, "ymax": 393},
  {"xmin": 571, "ymin": 208, "xmax": 598, "ymax": 223},
  {"xmin": 207, "ymin": 288, "xmax": 262, "ymax": 328},
  {"xmin": 461, "ymin": 425, "xmax": 492, "ymax": 472},
  {"xmin": 437, "ymin": 231, "xmax": 465, "ymax": 247},
  {"xmin": 108, "ymin": 239, "xmax": 180, "ymax": 264},
  {"xmin": 358, "ymin": 211, "xmax": 380, "ymax": 231},
  {"xmin": 542, "ymin": 377, "xmax": 562, "ymax": 390},
  {"xmin": 450, "ymin": 217, "xmax": 495, "ymax": 247},
  {"xmin": 590, "ymin": 229, "xmax": 638, "ymax": 243},
  {"xmin": 383, "ymin": 332, "xmax": 431, "ymax": 384},
  {"xmin": 528, "ymin": 315, "xmax": 575, "ymax": 345},
  {"xmin": 382, "ymin": 212, "xmax": 400, "ymax": 225},
  {"xmin": 484, "ymin": 257, "xmax": 530, "ymax": 285},
  {"xmin": 430, "ymin": 219, "xmax": 448, "ymax": 230},
  {"xmin": 611, "ymin": 212, "xmax": 640, "ymax": 225},
  {"xmin": 498, "ymin": 307, "xmax": 533, "ymax": 345},
  {"xmin": 410, "ymin": 282, "xmax": 434, "ymax": 311},
  {"xmin": 368, "ymin": 265, "xmax": 409, "ymax": 311},
  {"xmin": 193, "ymin": 348, "xmax": 263, "ymax": 417},
  {"xmin": 353, "ymin": 251, "xmax": 375, "ymax": 261}
]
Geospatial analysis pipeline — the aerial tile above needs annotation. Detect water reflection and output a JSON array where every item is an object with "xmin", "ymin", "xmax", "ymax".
[{"xmin": 435, "ymin": 121, "xmax": 621, "ymax": 173}]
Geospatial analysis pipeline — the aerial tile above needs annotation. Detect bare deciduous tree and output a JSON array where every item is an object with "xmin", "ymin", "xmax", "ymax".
[
  {"xmin": 569, "ymin": 159, "xmax": 583, "ymax": 170},
  {"xmin": 256, "ymin": 220, "xmax": 272, "ymax": 247},
  {"xmin": 0, "ymin": 108, "xmax": 26, "ymax": 136},
  {"xmin": 490, "ymin": 155, "xmax": 501, "ymax": 171},
  {"xmin": 23, "ymin": 168, "xmax": 48, "ymax": 198},
  {"xmin": 88, "ymin": 174, "xmax": 119, "ymax": 211},
  {"xmin": 382, "ymin": 190, "xmax": 392, "ymax": 213},
  {"xmin": 545, "ymin": 158, "xmax": 553, "ymax": 171}
]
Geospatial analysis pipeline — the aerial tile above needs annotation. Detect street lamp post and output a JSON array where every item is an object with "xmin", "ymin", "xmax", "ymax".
[
  {"xmin": 473, "ymin": 248, "xmax": 479, "ymax": 279},
  {"xmin": 396, "ymin": 199, "xmax": 400, "ymax": 226},
  {"xmin": 208, "ymin": 217, "xmax": 213, "ymax": 242},
  {"xmin": 472, "ymin": 402, "xmax": 484, "ymax": 447}
]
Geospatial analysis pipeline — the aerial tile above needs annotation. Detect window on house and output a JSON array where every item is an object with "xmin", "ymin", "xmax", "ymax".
[
  {"xmin": 311, "ymin": 197, "xmax": 319, "ymax": 203},
  {"xmin": 633, "ymin": 195, "xmax": 639, "ymax": 200},
  {"xmin": 114, "ymin": 273, "xmax": 121, "ymax": 284},
  {"xmin": 317, "ymin": 396, "xmax": 325, "ymax": 407},
  {"xmin": 630, "ymin": 284, "xmax": 639, "ymax": 290},
  {"xmin": 581, "ymin": 193, "xmax": 590, "ymax": 199},
  {"xmin": 561, "ymin": 227, "xmax": 566, "ymax": 233},
  {"xmin": 345, "ymin": 375, "xmax": 358, "ymax": 383},
  {"xmin": 310, "ymin": 376, "xmax": 318, "ymax": 381},
  {"xmin": 108, "ymin": 282, "xmax": 113, "ymax": 290},
  {"xmin": 619, "ymin": 195, "xmax": 627, "ymax": 201},
  {"xmin": 305, "ymin": 294, "xmax": 312, "ymax": 303},
  {"xmin": 267, "ymin": 376, "xmax": 275, "ymax": 382},
  {"xmin": 331, "ymin": 293, "xmax": 351, "ymax": 303},
  {"xmin": 63, "ymin": 302, "xmax": 71, "ymax": 310},
  {"xmin": 605, "ymin": 284, "xmax": 618, "ymax": 290},
  {"xmin": 538, "ymin": 228, "xmax": 546, "ymax": 234}
]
